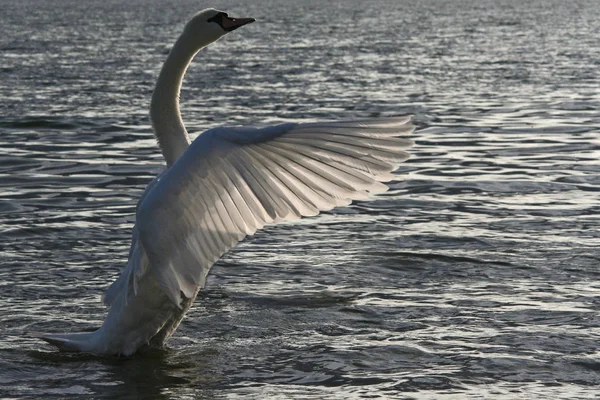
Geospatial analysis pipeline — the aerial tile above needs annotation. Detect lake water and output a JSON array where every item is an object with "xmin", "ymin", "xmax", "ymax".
[{"xmin": 1, "ymin": 0, "xmax": 599, "ymax": 398}]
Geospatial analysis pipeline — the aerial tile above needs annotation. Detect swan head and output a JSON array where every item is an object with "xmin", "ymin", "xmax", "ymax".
[{"xmin": 184, "ymin": 9, "xmax": 255, "ymax": 44}]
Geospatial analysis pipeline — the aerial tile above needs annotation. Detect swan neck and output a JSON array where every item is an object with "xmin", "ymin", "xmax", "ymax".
[{"xmin": 150, "ymin": 34, "xmax": 204, "ymax": 166}]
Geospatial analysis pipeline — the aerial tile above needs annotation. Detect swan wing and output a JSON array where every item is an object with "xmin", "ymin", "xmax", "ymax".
[
  {"xmin": 102, "ymin": 173, "xmax": 165, "ymax": 307},
  {"xmin": 136, "ymin": 116, "xmax": 415, "ymax": 306}
]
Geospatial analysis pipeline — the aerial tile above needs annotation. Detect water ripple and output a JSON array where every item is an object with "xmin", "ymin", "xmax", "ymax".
[{"xmin": 1, "ymin": 0, "xmax": 600, "ymax": 398}]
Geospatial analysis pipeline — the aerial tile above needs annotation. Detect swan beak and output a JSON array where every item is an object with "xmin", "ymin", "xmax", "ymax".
[{"xmin": 222, "ymin": 16, "xmax": 255, "ymax": 31}]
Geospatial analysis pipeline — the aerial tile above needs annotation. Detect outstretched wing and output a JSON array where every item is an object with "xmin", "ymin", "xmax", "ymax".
[{"xmin": 136, "ymin": 116, "xmax": 414, "ymax": 306}]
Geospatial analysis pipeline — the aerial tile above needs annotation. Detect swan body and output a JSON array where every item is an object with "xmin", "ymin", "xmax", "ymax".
[{"xmin": 40, "ymin": 9, "xmax": 414, "ymax": 356}]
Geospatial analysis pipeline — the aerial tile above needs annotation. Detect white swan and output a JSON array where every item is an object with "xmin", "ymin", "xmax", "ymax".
[{"xmin": 40, "ymin": 9, "xmax": 414, "ymax": 356}]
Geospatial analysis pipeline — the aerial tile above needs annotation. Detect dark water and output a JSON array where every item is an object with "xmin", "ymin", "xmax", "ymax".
[{"xmin": 1, "ymin": 0, "xmax": 600, "ymax": 398}]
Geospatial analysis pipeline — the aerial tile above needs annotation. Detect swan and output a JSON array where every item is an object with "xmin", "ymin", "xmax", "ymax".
[{"xmin": 39, "ymin": 8, "xmax": 414, "ymax": 356}]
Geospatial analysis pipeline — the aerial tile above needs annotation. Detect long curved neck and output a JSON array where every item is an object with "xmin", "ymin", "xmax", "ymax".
[{"xmin": 150, "ymin": 32, "xmax": 207, "ymax": 167}]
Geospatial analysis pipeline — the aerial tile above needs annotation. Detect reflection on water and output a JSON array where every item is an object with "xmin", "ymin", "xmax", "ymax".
[
  {"xmin": 1, "ymin": 0, "xmax": 600, "ymax": 398},
  {"xmin": 13, "ymin": 348, "xmax": 217, "ymax": 399}
]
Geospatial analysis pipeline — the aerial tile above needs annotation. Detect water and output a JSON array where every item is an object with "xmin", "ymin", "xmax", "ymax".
[{"xmin": 1, "ymin": 0, "xmax": 599, "ymax": 398}]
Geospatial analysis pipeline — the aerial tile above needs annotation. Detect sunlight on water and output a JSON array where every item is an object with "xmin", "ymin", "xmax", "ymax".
[{"xmin": 1, "ymin": 0, "xmax": 600, "ymax": 398}]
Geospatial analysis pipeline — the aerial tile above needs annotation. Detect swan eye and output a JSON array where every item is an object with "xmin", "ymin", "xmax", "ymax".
[{"xmin": 207, "ymin": 12, "xmax": 228, "ymax": 23}]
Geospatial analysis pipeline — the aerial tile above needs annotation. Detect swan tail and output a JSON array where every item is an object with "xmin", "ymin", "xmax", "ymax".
[{"xmin": 36, "ymin": 332, "xmax": 97, "ymax": 352}]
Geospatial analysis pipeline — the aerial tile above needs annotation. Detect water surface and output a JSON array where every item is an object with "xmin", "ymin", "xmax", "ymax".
[{"xmin": 1, "ymin": 0, "xmax": 599, "ymax": 398}]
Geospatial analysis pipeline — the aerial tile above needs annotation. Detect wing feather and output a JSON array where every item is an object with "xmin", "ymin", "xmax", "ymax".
[
  {"xmin": 135, "ymin": 117, "xmax": 414, "ymax": 306},
  {"xmin": 261, "ymin": 145, "xmax": 345, "ymax": 208},
  {"xmin": 263, "ymin": 142, "xmax": 378, "ymax": 194},
  {"xmin": 248, "ymin": 146, "xmax": 321, "ymax": 216},
  {"xmin": 239, "ymin": 147, "xmax": 297, "ymax": 219},
  {"xmin": 210, "ymin": 168, "xmax": 257, "ymax": 235}
]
